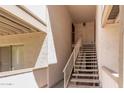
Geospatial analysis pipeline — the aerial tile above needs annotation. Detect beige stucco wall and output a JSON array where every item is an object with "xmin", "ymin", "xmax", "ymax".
[
  {"xmin": 47, "ymin": 5, "xmax": 72, "ymax": 87},
  {"xmin": 0, "ymin": 67, "xmax": 47, "ymax": 88},
  {"xmin": 74, "ymin": 21, "xmax": 95, "ymax": 44},
  {"xmin": 0, "ymin": 32, "xmax": 45, "ymax": 69},
  {"xmin": 119, "ymin": 5, "xmax": 124, "ymax": 88},
  {"xmin": 96, "ymin": 5, "xmax": 120, "ymax": 87}
]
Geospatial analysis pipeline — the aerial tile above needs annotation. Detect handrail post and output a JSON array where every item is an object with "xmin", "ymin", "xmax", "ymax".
[
  {"xmin": 64, "ymin": 72, "xmax": 66, "ymax": 88},
  {"xmin": 63, "ymin": 38, "xmax": 82, "ymax": 88}
]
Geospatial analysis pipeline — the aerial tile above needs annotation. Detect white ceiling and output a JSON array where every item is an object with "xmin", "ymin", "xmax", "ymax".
[{"xmin": 67, "ymin": 5, "xmax": 96, "ymax": 23}]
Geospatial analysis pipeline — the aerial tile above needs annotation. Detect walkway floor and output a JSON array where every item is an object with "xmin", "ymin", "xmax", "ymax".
[{"xmin": 53, "ymin": 80, "xmax": 64, "ymax": 88}]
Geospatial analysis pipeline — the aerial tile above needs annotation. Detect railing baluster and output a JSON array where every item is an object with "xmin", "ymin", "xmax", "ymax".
[{"xmin": 63, "ymin": 38, "xmax": 82, "ymax": 88}]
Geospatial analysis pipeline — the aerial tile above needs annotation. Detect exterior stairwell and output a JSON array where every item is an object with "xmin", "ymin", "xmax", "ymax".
[
  {"xmin": 63, "ymin": 39, "xmax": 100, "ymax": 88},
  {"xmin": 68, "ymin": 44, "xmax": 100, "ymax": 88}
]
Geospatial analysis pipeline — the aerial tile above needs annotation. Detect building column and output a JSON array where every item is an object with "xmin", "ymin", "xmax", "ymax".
[{"xmin": 119, "ymin": 5, "xmax": 124, "ymax": 88}]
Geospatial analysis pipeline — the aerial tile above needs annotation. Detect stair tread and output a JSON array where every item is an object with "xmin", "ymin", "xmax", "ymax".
[
  {"xmin": 76, "ymin": 62, "xmax": 97, "ymax": 63},
  {"xmin": 77, "ymin": 58, "xmax": 97, "ymax": 61},
  {"xmin": 82, "ymin": 48, "xmax": 95, "ymax": 49},
  {"xmin": 72, "ymin": 73, "xmax": 98, "ymax": 77},
  {"xmin": 68, "ymin": 84, "xmax": 100, "ymax": 88},
  {"xmin": 79, "ymin": 54, "xmax": 96, "ymax": 55},
  {"xmin": 74, "ymin": 69, "xmax": 98, "ymax": 71},
  {"xmin": 78, "ymin": 56, "xmax": 96, "ymax": 57},
  {"xmin": 81, "ymin": 49, "xmax": 95, "ymax": 50},
  {"xmin": 70, "ymin": 78, "xmax": 99, "ymax": 83},
  {"xmin": 81, "ymin": 50, "xmax": 96, "ymax": 51},
  {"xmin": 77, "ymin": 57, "xmax": 97, "ymax": 59},
  {"xmin": 77, "ymin": 58, "xmax": 97, "ymax": 59},
  {"xmin": 77, "ymin": 56, "xmax": 96, "ymax": 59},
  {"xmin": 74, "ymin": 65, "xmax": 98, "ymax": 67},
  {"xmin": 82, "ymin": 48, "xmax": 96, "ymax": 49},
  {"xmin": 79, "ymin": 52, "xmax": 96, "ymax": 54},
  {"xmin": 80, "ymin": 49, "xmax": 96, "ymax": 51},
  {"xmin": 80, "ymin": 50, "xmax": 96, "ymax": 52}
]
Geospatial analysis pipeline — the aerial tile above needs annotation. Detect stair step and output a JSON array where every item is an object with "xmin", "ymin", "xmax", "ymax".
[
  {"xmin": 80, "ymin": 48, "xmax": 96, "ymax": 50},
  {"xmin": 77, "ymin": 59, "xmax": 97, "ymax": 60},
  {"xmin": 80, "ymin": 51, "xmax": 96, "ymax": 52},
  {"xmin": 75, "ymin": 64, "xmax": 97, "ymax": 66},
  {"xmin": 77, "ymin": 58, "xmax": 97, "ymax": 59},
  {"xmin": 77, "ymin": 59, "xmax": 97, "ymax": 61},
  {"xmin": 68, "ymin": 84, "xmax": 100, "ymax": 88},
  {"xmin": 80, "ymin": 52, "xmax": 96, "ymax": 53},
  {"xmin": 76, "ymin": 61, "xmax": 97, "ymax": 62},
  {"xmin": 80, "ymin": 52, "xmax": 96, "ymax": 54},
  {"xmin": 78, "ymin": 55, "xmax": 96, "ymax": 56},
  {"xmin": 72, "ymin": 73, "xmax": 98, "ymax": 77},
  {"xmin": 81, "ymin": 46, "xmax": 95, "ymax": 47},
  {"xmin": 83, "ymin": 48, "xmax": 95, "ymax": 49},
  {"xmin": 78, "ymin": 55, "xmax": 96, "ymax": 57},
  {"xmin": 79, "ymin": 53, "xmax": 96, "ymax": 54},
  {"xmin": 80, "ymin": 49, "xmax": 96, "ymax": 51},
  {"xmin": 82, "ymin": 45, "xmax": 95, "ymax": 48},
  {"xmin": 81, "ymin": 51, "xmax": 96, "ymax": 52},
  {"xmin": 81, "ymin": 48, "xmax": 96, "ymax": 50},
  {"xmin": 70, "ymin": 78, "xmax": 99, "ymax": 83},
  {"xmin": 74, "ymin": 65, "xmax": 98, "ymax": 68},
  {"xmin": 76, "ymin": 61, "xmax": 97, "ymax": 63},
  {"xmin": 75, "ymin": 64, "xmax": 97, "ymax": 65},
  {"xmin": 74, "ymin": 69, "xmax": 98, "ymax": 72},
  {"xmin": 78, "ymin": 57, "xmax": 96, "ymax": 58},
  {"xmin": 81, "ymin": 49, "xmax": 95, "ymax": 50},
  {"xmin": 79, "ymin": 55, "xmax": 97, "ymax": 56},
  {"xmin": 81, "ymin": 48, "xmax": 96, "ymax": 49},
  {"xmin": 76, "ymin": 62, "xmax": 97, "ymax": 63},
  {"xmin": 83, "ymin": 47, "xmax": 95, "ymax": 48},
  {"xmin": 82, "ymin": 52, "xmax": 96, "ymax": 53}
]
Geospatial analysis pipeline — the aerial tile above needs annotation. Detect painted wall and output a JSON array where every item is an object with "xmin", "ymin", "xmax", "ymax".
[
  {"xmin": 0, "ymin": 67, "xmax": 47, "ymax": 88},
  {"xmin": 0, "ymin": 72, "xmax": 38, "ymax": 88},
  {"xmin": 96, "ymin": 5, "xmax": 120, "ymax": 87},
  {"xmin": 47, "ymin": 5, "xmax": 72, "ymax": 87},
  {"xmin": 101, "ymin": 70, "xmax": 118, "ymax": 88},
  {"xmin": 74, "ymin": 21, "xmax": 95, "ymax": 44},
  {"xmin": 0, "ymin": 32, "xmax": 45, "ymax": 69}
]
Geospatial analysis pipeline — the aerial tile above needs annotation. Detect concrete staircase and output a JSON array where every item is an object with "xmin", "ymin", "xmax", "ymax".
[{"xmin": 68, "ymin": 44, "xmax": 100, "ymax": 88}]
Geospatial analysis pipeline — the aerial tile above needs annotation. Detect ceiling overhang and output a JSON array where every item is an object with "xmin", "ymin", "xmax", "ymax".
[
  {"xmin": 67, "ymin": 5, "xmax": 96, "ymax": 23},
  {"xmin": 0, "ymin": 8, "xmax": 45, "ymax": 36}
]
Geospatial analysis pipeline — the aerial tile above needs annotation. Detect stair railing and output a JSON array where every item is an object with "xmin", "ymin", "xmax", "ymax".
[{"xmin": 63, "ymin": 38, "xmax": 82, "ymax": 88}]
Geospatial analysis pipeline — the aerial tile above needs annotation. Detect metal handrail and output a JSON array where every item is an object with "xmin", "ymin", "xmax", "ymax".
[{"xmin": 63, "ymin": 38, "xmax": 82, "ymax": 88}]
